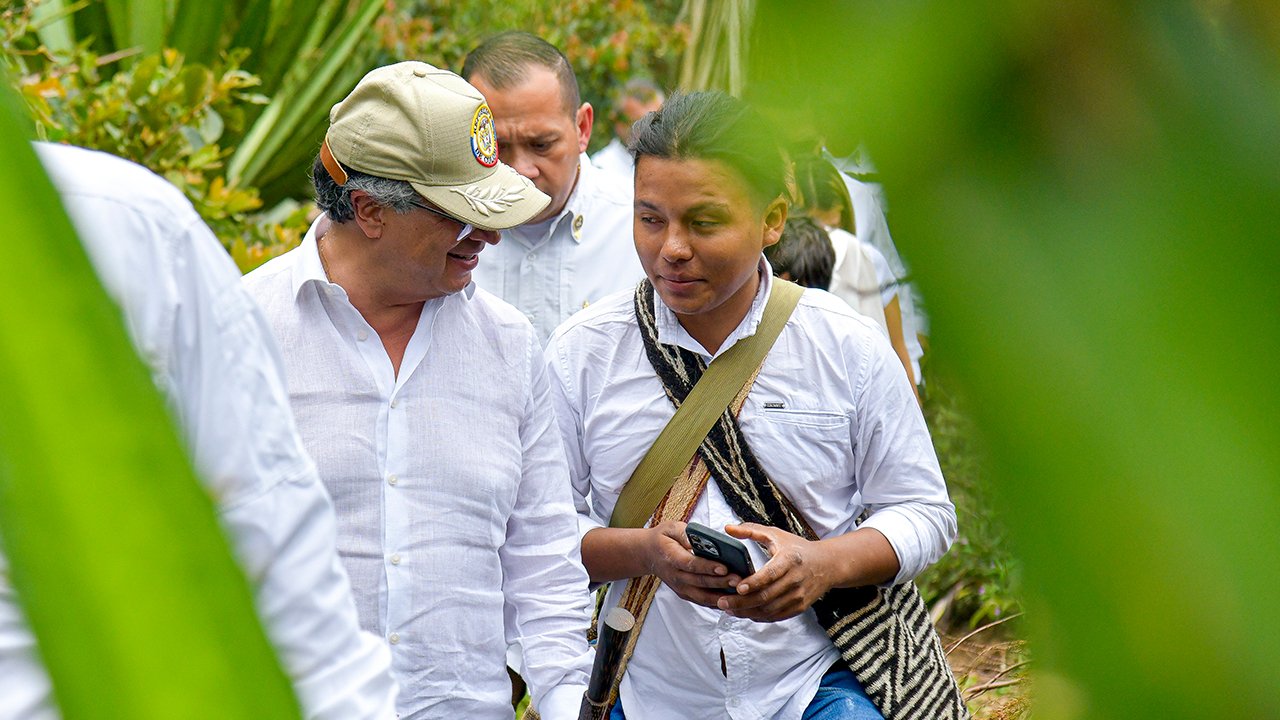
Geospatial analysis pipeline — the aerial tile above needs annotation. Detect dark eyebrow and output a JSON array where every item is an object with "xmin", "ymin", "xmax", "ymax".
[
  {"xmin": 633, "ymin": 200, "xmax": 733, "ymax": 214},
  {"xmin": 687, "ymin": 202, "xmax": 732, "ymax": 215}
]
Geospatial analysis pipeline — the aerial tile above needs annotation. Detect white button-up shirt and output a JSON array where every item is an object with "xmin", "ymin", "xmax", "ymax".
[
  {"xmin": 243, "ymin": 225, "xmax": 593, "ymax": 719},
  {"xmin": 472, "ymin": 154, "xmax": 642, "ymax": 344},
  {"xmin": 0, "ymin": 143, "xmax": 398, "ymax": 720},
  {"xmin": 545, "ymin": 266, "xmax": 956, "ymax": 720},
  {"xmin": 826, "ymin": 227, "xmax": 889, "ymax": 334}
]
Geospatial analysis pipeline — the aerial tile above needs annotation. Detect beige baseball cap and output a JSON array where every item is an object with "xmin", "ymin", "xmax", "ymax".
[{"xmin": 320, "ymin": 61, "xmax": 548, "ymax": 231}]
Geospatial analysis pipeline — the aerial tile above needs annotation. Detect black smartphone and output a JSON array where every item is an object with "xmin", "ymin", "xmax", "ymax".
[{"xmin": 685, "ymin": 522, "xmax": 756, "ymax": 593}]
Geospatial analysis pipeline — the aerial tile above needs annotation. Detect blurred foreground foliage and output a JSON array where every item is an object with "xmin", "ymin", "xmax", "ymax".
[
  {"xmin": 918, "ymin": 364, "xmax": 1021, "ymax": 630},
  {"xmin": 0, "ymin": 80, "xmax": 302, "ymax": 720},
  {"xmin": 751, "ymin": 1, "xmax": 1280, "ymax": 717}
]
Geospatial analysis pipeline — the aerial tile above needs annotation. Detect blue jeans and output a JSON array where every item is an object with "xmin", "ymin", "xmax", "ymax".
[{"xmin": 608, "ymin": 665, "xmax": 883, "ymax": 719}]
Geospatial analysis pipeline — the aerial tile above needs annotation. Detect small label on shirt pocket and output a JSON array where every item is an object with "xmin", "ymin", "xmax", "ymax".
[{"xmin": 758, "ymin": 407, "xmax": 849, "ymax": 429}]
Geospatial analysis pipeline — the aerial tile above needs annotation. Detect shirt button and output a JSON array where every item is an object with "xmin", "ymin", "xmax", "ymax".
[
  {"xmin": 390, "ymin": 554, "xmax": 401, "ymax": 565},
  {"xmin": 729, "ymin": 698, "xmax": 740, "ymax": 708},
  {"xmin": 357, "ymin": 330, "xmax": 368, "ymax": 341},
  {"xmin": 390, "ymin": 398, "xmax": 398, "ymax": 409},
  {"xmin": 528, "ymin": 252, "xmax": 538, "ymax": 261},
  {"xmin": 387, "ymin": 474, "xmax": 398, "ymax": 486},
  {"xmin": 388, "ymin": 633, "xmax": 400, "ymax": 645}
]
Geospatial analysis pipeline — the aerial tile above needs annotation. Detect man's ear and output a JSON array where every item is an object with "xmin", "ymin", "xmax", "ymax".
[
  {"xmin": 575, "ymin": 102, "xmax": 594, "ymax": 154},
  {"xmin": 760, "ymin": 197, "xmax": 788, "ymax": 250},
  {"xmin": 350, "ymin": 191, "xmax": 384, "ymax": 239}
]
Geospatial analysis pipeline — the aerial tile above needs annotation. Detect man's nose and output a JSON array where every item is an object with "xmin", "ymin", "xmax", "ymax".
[
  {"xmin": 473, "ymin": 228, "xmax": 501, "ymax": 245},
  {"xmin": 660, "ymin": 229, "xmax": 693, "ymax": 262}
]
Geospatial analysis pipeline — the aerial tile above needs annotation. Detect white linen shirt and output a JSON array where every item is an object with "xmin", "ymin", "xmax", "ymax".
[
  {"xmin": 243, "ymin": 224, "xmax": 593, "ymax": 719},
  {"xmin": 472, "ymin": 154, "xmax": 642, "ymax": 344},
  {"xmin": 0, "ymin": 143, "xmax": 398, "ymax": 720},
  {"xmin": 545, "ymin": 266, "xmax": 956, "ymax": 720}
]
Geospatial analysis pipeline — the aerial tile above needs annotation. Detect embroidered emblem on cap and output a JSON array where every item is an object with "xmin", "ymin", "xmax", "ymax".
[{"xmin": 470, "ymin": 104, "xmax": 498, "ymax": 168}]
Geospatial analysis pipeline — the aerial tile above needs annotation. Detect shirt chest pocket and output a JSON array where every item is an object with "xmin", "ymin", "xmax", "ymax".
[{"xmin": 741, "ymin": 408, "xmax": 855, "ymax": 512}]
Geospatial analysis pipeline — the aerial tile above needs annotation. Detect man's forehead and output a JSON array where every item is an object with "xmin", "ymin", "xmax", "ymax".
[
  {"xmin": 490, "ymin": 111, "xmax": 569, "ymax": 142},
  {"xmin": 474, "ymin": 65, "xmax": 574, "ymax": 117}
]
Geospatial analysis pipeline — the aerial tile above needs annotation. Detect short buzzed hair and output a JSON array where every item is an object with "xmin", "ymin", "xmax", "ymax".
[{"xmin": 462, "ymin": 31, "xmax": 580, "ymax": 116}]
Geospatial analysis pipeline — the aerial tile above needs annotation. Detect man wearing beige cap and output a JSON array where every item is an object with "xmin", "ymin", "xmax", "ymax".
[{"xmin": 243, "ymin": 61, "xmax": 593, "ymax": 720}]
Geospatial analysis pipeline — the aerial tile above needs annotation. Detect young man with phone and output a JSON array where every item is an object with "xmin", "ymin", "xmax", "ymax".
[{"xmin": 545, "ymin": 92, "xmax": 964, "ymax": 719}]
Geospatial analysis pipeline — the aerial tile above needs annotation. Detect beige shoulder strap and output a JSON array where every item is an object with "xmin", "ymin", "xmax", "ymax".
[{"xmin": 609, "ymin": 279, "xmax": 804, "ymax": 529}]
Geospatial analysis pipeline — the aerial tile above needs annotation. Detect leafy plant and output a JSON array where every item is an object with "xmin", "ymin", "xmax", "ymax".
[
  {"xmin": 0, "ymin": 75, "xmax": 300, "ymax": 720},
  {"xmin": 12, "ymin": 0, "xmax": 387, "ymax": 206},
  {"xmin": 4, "ymin": 2, "xmax": 314, "ymax": 270},
  {"xmin": 374, "ymin": 0, "xmax": 687, "ymax": 153},
  {"xmin": 18, "ymin": 44, "xmax": 267, "ymax": 240}
]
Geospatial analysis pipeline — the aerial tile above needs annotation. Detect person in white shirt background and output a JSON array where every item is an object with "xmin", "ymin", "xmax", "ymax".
[
  {"xmin": 242, "ymin": 62, "xmax": 593, "ymax": 719},
  {"xmin": 824, "ymin": 149, "xmax": 929, "ymax": 390},
  {"xmin": 463, "ymin": 32, "xmax": 644, "ymax": 345},
  {"xmin": 793, "ymin": 153, "xmax": 920, "ymax": 400},
  {"xmin": 0, "ymin": 142, "xmax": 398, "ymax": 720},
  {"xmin": 545, "ymin": 91, "xmax": 962, "ymax": 719},
  {"xmin": 591, "ymin": 77, "xmax": 665, "ymax": 179}
]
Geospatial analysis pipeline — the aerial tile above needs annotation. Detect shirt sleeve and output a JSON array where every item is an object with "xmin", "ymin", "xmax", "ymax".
[
  {"xmin": 500, "ymin": 329, "xmax": 593, "ymax": 719},
  {"xmin": 849, "ymin": 327, "xmax": 957, "ymax": 584},
  {"xmin": 545, "ymin": 331, "xmax": 608, "ymax": 540}
]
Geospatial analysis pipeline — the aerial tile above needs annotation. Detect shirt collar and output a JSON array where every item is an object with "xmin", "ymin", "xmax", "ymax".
[
  {"xmin": 291, "ymin": 214, "xmax": 330, "ymax": 300},
  {"xmin": 290, "ymin": 213, "xmax": 478, "ymax": 302},
  {"xmin": 559, "ymin": 153, "xmax": 598, "ymax": 245},
  {"xmin": 654, "ymin": 257, "xmax": 775, "ymax": 360}
]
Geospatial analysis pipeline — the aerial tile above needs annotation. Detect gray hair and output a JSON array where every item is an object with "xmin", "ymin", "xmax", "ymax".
[{"xmin": 311, "ymin": 153, "xmax": 419, "ymax": 223}]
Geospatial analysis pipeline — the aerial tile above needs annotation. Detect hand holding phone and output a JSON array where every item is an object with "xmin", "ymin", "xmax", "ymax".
[{"xmin": 685, "ymin": 522, "xmax": 756, "ymax": 593}]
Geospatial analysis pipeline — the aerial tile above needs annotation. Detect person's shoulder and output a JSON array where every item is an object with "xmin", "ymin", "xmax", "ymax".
[
  {"xmin": 36, "ymin": 143, "xmax": 192, "ymax": 222},
  {"xmin": 793, "ymin": 286, "xmax": 887, "ymax": 340},
  {"xmin": 466, "ymin": 284, "xmax": 537, "ymax": 328},
  {"xmin": 548, "ymin": 287, "xmax": 638, "ymax": 348},
  {"xmin": 241, "ymin": 250, "xmax": 299, "ymax": 310}
]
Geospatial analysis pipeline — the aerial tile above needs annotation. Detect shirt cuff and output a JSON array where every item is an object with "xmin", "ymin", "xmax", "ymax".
[
  {"xmin": 858, "ymin": 507, "xmax": 926, "ymax": 586},
  {"xmin": 537, "ymin": 682, "xmax": 588, "ymax": 720}
]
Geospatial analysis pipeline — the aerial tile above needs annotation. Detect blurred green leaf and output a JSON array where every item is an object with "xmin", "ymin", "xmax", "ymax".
[
  {"xmin": 752, "ymin": 1, "xmax": 1280, "ymax": 717},
  {"xmin": 103, "ymin": 0, "xmax": 165, "ymax": 58},
  {"xmin": 0, "ymin": 80, "xmax": 300, "ymax": 718}
]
